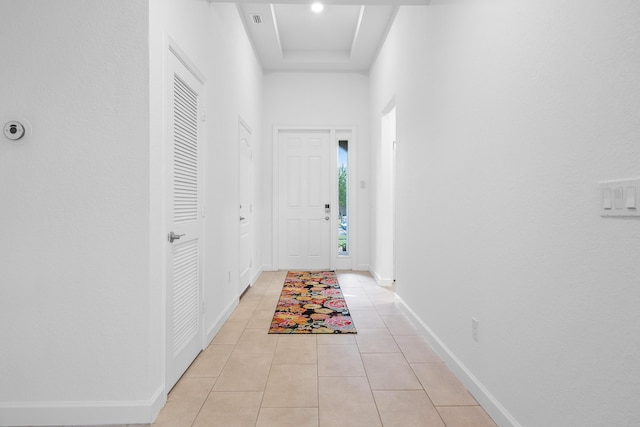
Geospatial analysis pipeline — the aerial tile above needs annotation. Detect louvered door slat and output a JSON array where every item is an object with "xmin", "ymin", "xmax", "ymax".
[
  {"xmin": 173, "ymin": 74, "xmax": 198, "ymax": 224},
  {"xmin": 174, "ymin": 123, "xmax": 197, "ymax": 138},
  {"xmin": 172, "ymin": 239, "xmax": 199, "ymax": 355},
  {"xmin": 174, "ymin": 149, "xmax": 197, "ymax": 163},
  {"xmin": 175, "ymin": 84, "xmax": 197, "ymax": 106}
]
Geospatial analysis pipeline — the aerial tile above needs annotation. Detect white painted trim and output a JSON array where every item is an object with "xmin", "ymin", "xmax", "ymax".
[
  {"xmin": 206, "ymin": 297, "xmax": 239, "ymax": 344},
  {"xmin": 238, "ymin": 115, "xmax": 254, "ymax": 296},
  {"xmin": 250, "ymin": 265, "xmax": 264, "ymax": 285},
  {"xmin": 350, "ymin": 6, "xmax": 366, "ymax": 55},
  {"xmin": 335, "ymin": 129, "xmax": 358, "ymax": 271},
  {"xmin": 167, "ymin": 35, "xmax": 206, "ymax": 84},
  {"xmin": 370, "ymin": 6, "xmax": 400, "ymax": 70},
  {"xmin": 330, "ymin": 128, "xmax": 337, "ymax": 270},
  {"xmin": 149, "ymin": 385, "xmax": 167, "ymax": 424},
  {"xmin": 234, "ymin": 3, "xmax": 261, "ymax": 62},
  {"xmin": 150, "ymin": 30, "xmax": 169, "ymax": 427},
  {"xmin": 356, "ymin": 263, "xmax": 369, "ymax": 272},
  {"xmin": 203, "ymin": 264, "xmax": 263, "ymax": 347},
  {"xmin": 239, "ymin": 115, "xmax": 253, "ymax": 137},
  {"xmin": 271, "ymin": 126, "xmax": 279, "ymax": 270},
  {"xmin": 270, "ymin": 4, "xmax": 283, "ymax": 57},
  {"xmin": 382, "ymin": 94, "xmax": 396, "ymax": 116},
  {"xmin": 369, "ymin": 267, "xmax": 394, "ymax": 287},
  {"xmin": 395, "ymin": 294, "xmax": 522, "ymax": 427},
  {"xmin": 0, "ymin": 385, "xmax": 165, "ymax": 427}
]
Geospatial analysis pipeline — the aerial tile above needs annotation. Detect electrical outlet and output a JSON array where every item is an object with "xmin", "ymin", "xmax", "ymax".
[{"xmin": 471, "ymin": 318, "xmax": 479, "ymax": 342}]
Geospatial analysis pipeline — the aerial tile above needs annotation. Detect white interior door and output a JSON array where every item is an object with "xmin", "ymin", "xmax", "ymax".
[
  {"xmin": 238, "ymin": 120, "xmax": 252, "ymax": 294},
  {"xmin": 166, "ymin": 49, "xmax": 204, "ymax": 391},
  {"xmin": 277, "ymin": 130, "xmax": 332, "ymax": 270}
]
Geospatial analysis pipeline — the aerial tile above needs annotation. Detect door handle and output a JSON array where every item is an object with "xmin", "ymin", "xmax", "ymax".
[
  {"xmin": 240, "ymin": 216, "xmax": 246, "ymax": 221},
  {"xmin": 325, "ymin": 216, "xmax": 330, "ymax": 221},
  {"xmin": 168, "ymin": 231, "xmax": 185, "ymax": 243}
]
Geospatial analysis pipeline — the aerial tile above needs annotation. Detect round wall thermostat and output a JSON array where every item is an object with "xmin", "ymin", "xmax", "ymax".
[{"xmin": 4, "ymin": 121, "xmax": 26, "ymax": 140}]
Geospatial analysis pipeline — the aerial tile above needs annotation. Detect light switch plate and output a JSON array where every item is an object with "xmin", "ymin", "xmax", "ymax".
[{"xmin": 599, "ymin": 178, "xmax": 640, "ymax": 217}]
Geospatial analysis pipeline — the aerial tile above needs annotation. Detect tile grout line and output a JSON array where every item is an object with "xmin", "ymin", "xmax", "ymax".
[
  {"xmin": 187, "ymin": 296, "xmax": 250, "ymax": 427},
  {"xmin": 202, "ymin": 283, "xmax": 270, "ymax": 426},
  {"xmin": 187, "ymin": 377, "xmax": 216, "ymax": 427},
  {"xmin": 316, "ymin": 337, "xmax": 321, "ymax": 427},
  {"xmin": 254, "ymin": 275, "xmax": 286, "ymax": 426},
  {"xmin": 373, "ymin": 281, "xmax": 451, "ymax": 427},
  {"xmin": 358, "ymin": 287, "xmax": 386, "ymax": 427}
]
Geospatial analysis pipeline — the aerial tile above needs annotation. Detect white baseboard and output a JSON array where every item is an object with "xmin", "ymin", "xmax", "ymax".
[
  {"xmin": 250, "ymin": 266, "xmax": 264, "ymax": 285},
  {"xmin": 262, "ymin": 264, "xmax": 276, "ymax": 272},
  {"xmin": 355, "ymin": 264, "xmax": 369, "ymax": 272},
  {"xmin": 395, "ymin": 294, "xmax": 521, "ymax": 427},
  {"xmin": 369, "ymin": 268, "xmax": 394, "ymax": 287},
  {"xmin": 0, "ymin": 385, "xmax": 165, "ymax": 427},
  {"xmin": 206, "ymin": 297, "xmax": 238, "ymax": 344}
]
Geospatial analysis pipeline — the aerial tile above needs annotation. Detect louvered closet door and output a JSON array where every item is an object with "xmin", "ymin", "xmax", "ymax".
[{"xmin": 166, "ymin": 49, "xmax": 204, "ymax": 392}]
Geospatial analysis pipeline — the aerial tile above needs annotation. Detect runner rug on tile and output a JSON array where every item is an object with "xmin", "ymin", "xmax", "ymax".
[{"xmin": 268, "ymin": 271, "xmax": 357, "ymax": 334}]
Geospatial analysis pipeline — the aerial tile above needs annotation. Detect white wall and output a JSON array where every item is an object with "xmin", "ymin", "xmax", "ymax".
[
  {"xmin": 0, "ymin": 1, "xmax": 155, "ymax": 425},
  {"xmin": 0, "ymin": 0, "xmax": 263, "ymax": 425},
  {"xmin": 150, "ymin": 0, "xmax": 263, "ymax": 348},
  {"xmin": 262, "ymin": 72, "xmax": 370, "ymax": 271},
  {"xmin": 370, "ymin": 2, "xmax": 640, "ymax": 426}
]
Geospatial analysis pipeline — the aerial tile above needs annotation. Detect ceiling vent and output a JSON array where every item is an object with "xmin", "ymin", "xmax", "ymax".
[{"xmin": 250, "ymin": 14, "xmax": 263, "ymax": 24}]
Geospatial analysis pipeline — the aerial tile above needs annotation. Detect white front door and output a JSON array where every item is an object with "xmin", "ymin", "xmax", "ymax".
[
  {"xmin": 277, "ymin": 130, "xmax": 332, "ymax": 270},
  {"xmin": 238, "ymin": 120, "xmax": 252, "ymax": 294},
  {"xmin": 166, "ymin": 49, "xmax": 204, "ymax": 391}
]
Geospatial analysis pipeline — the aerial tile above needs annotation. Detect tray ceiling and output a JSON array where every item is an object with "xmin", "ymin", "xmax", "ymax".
[{"xmin": 237, "ymin": 2, "xmax": 398, "ymax": 72}]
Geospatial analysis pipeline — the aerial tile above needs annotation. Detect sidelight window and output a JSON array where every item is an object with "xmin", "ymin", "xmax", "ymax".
[{"xmin": 338, "ymin": 140, "xmax": 349, "ymax": 256}]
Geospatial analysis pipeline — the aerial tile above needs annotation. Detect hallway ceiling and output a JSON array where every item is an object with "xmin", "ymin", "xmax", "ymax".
[{"xmin": 213, "ymin": 0, "xmax": 429, "ymax": 72}]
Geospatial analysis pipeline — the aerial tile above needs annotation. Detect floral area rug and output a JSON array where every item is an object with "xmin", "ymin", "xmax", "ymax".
[{"xmin": 269, "ymin": 271, "xmax": 357, "ymax": 334}]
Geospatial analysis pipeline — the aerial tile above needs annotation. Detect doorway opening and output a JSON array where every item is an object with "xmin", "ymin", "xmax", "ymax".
[{"xmin": 377, "ymin": 104, "xmax": 396, "ymax": 285}]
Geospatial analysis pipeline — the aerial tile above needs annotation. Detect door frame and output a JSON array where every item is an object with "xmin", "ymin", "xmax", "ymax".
[
  {"xmin": 238, "ymin": 116, "xmax": 252, "ymax": 295},
  {"xmin": 378, "ymin": 102, "xmax": 396, "ymax": 286},
  {"xmin": 272, "ymin": 125, "xmax": 357, "ymax": 271}
]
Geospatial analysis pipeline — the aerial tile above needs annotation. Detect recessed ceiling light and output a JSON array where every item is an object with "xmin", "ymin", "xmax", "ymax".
[{"xmin": 311, "ymin": 2, "xmax": 324, "ymax": 13}]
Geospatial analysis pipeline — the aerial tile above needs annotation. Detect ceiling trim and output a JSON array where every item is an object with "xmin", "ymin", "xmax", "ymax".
[
  {"xmin": 350, "ymin": 6, "xmax": 365, "ymax": 57},
  {"xmin": 270, "ymin": 4, "xmax": 284, "ymax": 59},
  {"xmin": 236, "ymin": 2, "xmax": 409, "ymax": 73},
  {"xmin": 367, "ymin": 4, "xmax": 399, "ymax": 71}
]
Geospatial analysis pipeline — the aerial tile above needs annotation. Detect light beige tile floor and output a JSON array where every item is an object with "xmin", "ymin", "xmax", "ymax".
[{"xmin": 156, "ymin": 270, "xmax": 497, "ymax": 427}]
